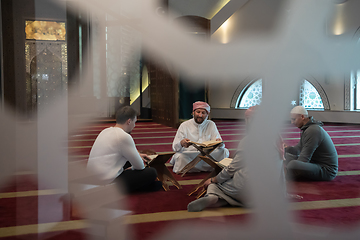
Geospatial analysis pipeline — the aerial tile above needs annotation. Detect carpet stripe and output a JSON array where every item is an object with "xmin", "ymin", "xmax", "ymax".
[
  {"xmin": 69, "ymin": 132, "xmax": 244, "ymax": 141},
  {"xmin": 283, "ymin": 135, "xmax": 360, "ymax": 140},
  {"xmin": 337, "ymin": 170, "xmax": 360, "ymax": 176},
  {"xmin": 0, "ymin": 189, "xmax": 67, "ymax": 199},
  {"xmin": 78, "ymin": 127, "xmax": 245, "ymax": 132},
  {"xmin": 123, "ymin": 197, "xmax": 360, "ymax": 224},
  {"xmin": 78, "ymin": 126, "xmax": 174, "ymax": 131},
  {"xmin": 0, "ymin": 220, "xmax": 87, "ymax": 237},
  {"xmin": 69, "ymin": 136, "xmax": 360, "ymax": 146},
  {"xmin": 334, "ymin": 143, "xmax": 360, "ymax": 146},
  {"xmin": 1, "ymin": 172, "xmax": 358, "ymax": 197},
  {"xmin": 339, "ymin": 154, "xmax": 360, "ymax": 158},
  {"xmin": 283, "ymin": 130, "xmax": 360, "ymax": 134},
  {"xmin": 291, "ymin": 198, "xmax": 360, "ymax": 211},
  {"xmin": 70, "ymin": 131, "xmax": 177, "ymax": 137},
  {"xmin": 69, "ymin": 151, "xmax": 360, "ymax": 159},
  {"xmin": 69, "ymin": 141, "xmax": 360, "ymax": 148},
  {"xmin": 69, "ymin": 134, "xmax": 360, "ymax": 142},
  {"xmin": 122, "ymin": 208, "xmax": 251, "ymax": 224}
]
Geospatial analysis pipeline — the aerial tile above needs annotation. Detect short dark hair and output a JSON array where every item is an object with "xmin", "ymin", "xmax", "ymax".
[{"xmin": 116, "ymin": 106, "xmax": 138, "ymax": 124}]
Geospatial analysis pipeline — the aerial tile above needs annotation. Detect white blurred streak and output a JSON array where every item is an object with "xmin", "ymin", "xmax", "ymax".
[
  {"xmin": 1, "ymin": 0, "xmax": 360, "ymax": 238},
  {"xmin": 243, "ymin": 72, "xmax": 299, "ymax": 238}
]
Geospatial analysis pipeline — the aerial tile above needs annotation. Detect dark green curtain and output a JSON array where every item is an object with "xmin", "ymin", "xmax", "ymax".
[{"xmin": 179, "ymin": 79, "xmax": 205, "ymax": 120}]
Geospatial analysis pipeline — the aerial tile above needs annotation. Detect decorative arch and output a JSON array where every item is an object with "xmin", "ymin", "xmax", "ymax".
[
  {"xmin": 231, "ymin": 76, "xmax": 330, "ymax": 110},
  {"xmin": 230, "ymin": 77, "xmax": 260, "ymax": 108},
  {"xmin": 303, "ymin": 76, "xmax": 330, "ymax": 110},
  {"xmin": 29, "ymin": 48, "xmax": 63, "ymax": 112}
]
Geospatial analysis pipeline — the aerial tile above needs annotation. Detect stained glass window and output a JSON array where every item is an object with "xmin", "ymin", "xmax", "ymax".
[
  {"xmin": 299, "ymin": 80, "xmax": 324, "ymax": 109},
  {"xmin": 238, "ymin": 79, "xmax": 262, "ymax": 108},
  {"xmin": 237, "ymin": 79, "xmax": 324, "ymax": 110}
]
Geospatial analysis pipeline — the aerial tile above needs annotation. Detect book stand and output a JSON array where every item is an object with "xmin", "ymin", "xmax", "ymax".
[
  {"xmin": 187, "ymin": 156, "xmax": 224, "ymax": 198},
  {"xmin": 178, "ymin": 141, "xmax": 223, "ymax": 177},
  {"xmin": 146, "ymin": 152, "xmax": 182, "ymax": 191}
]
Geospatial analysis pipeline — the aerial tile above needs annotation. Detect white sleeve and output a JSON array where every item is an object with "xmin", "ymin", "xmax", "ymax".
[
  {"xmin": 210, "ymin": 121, "xmax": 225, "ymax": 148},
  {"xmin": 121, "ymin": 134, "xmax": 145, "ymax": 170},
  {"xmin": 211, "ymin": 122, "xmax": 221, "ymax": 139},
  {"xmin": 172, "ymin": 123, "xmax": 186, "ymax": 152}
]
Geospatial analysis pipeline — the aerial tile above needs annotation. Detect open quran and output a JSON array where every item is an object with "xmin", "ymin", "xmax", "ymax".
[
  {"xmin": 147, "ymin": 154, "xmax": 158, "ymax": 160},
  {"xmin": 143, "ymin": 152, "xmax": 182, "ymax": 191},
  {"xmin": 145, "ymin": 152, "xmax": 174, "ymax": 166},
  {"xmin": 216, "ymin": 158, "xmax": 233, "ymax": 168},
  {"xmin": 146, "ymin": 154, "xmax": 158, "ymax": 165},
  {"xmin": 189, "ymin": 140, "xmax": 223, "ymax": 148}
]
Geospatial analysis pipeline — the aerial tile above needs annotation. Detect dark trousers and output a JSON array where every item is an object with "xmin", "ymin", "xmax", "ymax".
[
  {"xmin": 285, "ymin": 153, "xmax": 334, "ymax": 181},
  {"xmin": 114, "ymin": 162, "xmax": 162, "ymax": 194}
]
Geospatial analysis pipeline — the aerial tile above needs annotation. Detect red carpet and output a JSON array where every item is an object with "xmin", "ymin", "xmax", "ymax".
[{"xmin": 2, "ymin": 120, "xmax": 360, "ymax": 239}]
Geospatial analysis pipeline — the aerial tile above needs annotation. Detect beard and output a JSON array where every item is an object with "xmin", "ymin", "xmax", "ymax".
[{"xmin": 194, "ymin": 117, "xmax": 205, "ymax": 124}]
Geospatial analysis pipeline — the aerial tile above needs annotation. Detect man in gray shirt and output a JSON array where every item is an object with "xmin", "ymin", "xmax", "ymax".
[
  {"xmin": 187, "ymin": 106, "xmax": 286, "ymax": 212},
  {"xmin": 285, "ymin": 106, "xmax": 338, "ymax": 181}
]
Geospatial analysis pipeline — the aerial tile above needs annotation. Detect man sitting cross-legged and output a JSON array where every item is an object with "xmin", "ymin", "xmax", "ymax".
[
  {"xmin": 170, "ymin": 101, "xmax": 229, "ymax": 173},
  {"xmin": 284, "ymin": 106, "xmax": 338, "ymax": 181},
  {"xmin": 187, "ymin": 106, "xmax": 287, "ymax": 212},
  {"xmin": 87, "ymin": 106, "xmax": 162, "ymax": 194}
]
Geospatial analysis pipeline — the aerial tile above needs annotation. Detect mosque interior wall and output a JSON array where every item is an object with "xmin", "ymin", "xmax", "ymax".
[{"xmin": 208, "ymin": 0, "xmax": 360, "ymax": 123}]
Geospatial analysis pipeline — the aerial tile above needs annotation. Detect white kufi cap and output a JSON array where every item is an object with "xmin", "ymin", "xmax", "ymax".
[{"xmin": 290, "ymin": 106, "xmax": 308, "ymax": 115}]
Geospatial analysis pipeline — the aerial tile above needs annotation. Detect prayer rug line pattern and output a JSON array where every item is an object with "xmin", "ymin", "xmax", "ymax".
[{"xmin": 2, "ymin": 120, "xmax": 360, "ymax": 240}]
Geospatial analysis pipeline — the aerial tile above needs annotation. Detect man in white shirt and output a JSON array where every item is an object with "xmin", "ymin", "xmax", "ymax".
[
  {"xmin": 87, "ymin": 106, "xmax": 162, "ymax": 193},
  {"xmin": 170, "ymin": 101, "xmax": 229, "ymax": 173}
]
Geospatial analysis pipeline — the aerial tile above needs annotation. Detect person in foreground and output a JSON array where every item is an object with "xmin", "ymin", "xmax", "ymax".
[
  {"xmin": 284, "ymin": 106, "xmax": 338, "ymax": 181},
  {"xmin": 187, "ymin": 106, "xmax": 286, "ymax": 212},
  {"xmin": 170, "ymin": 101, "xmax": 229, "ymax": 173},
  {"xmin": 87, "ymin": 106, "xmax": 162, "ymax": 193}
]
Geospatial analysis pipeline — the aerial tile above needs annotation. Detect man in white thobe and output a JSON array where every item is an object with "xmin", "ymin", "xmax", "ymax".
[{"xmin": 170, "ymin": 101, "xmax": 229, "ymax": 173}]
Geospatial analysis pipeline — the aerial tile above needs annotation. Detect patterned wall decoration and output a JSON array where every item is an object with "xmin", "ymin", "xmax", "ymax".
[
  {"xmin": 302, "ymin": 77, "xmax": 330, "ymax": 110},
  {"xmin": 147, "ymin": 59, "xmax": 179, "ymax": 128},
  {"xmin": 91, "ymin": 16, "xmax": 102, "ymax": 100},
  {"xmin": 25, "ymin": 20, "xmax": 66, "ymax": 41},
  {"xmin": 299, "ymin": 79, "xmax": 324, "ymax": 109},
  {"xmin": 25, "ymin": 41, "xmax": 68, "ymax": 113},
  {"xmin": 105, "ymin": 17, "xmax": 141, "ymax": 99},
  {"xmin": 89, "ymin": 12, "xmax": 142, "ymax": 117},
  {"xmin": 345, "ymin": 73, "xmax": 354, "ymax": 110},
  {"xmin": 230, "ymin": 77, "xmax": 257, "ymax": 108},
  {"xmin": 237, "ymin": 79, "xmax": 262, "ymax": 108},
  {"xmin": 233, "ymin": 78, "xmax": 330, "ymax": 110}
]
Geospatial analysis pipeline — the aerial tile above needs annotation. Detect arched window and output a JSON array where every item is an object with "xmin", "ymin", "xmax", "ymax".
[
  {"xmin": 235, "ymin": 79, "xmax": 325, "ymax": 110},
  {"xmin": 299, "ymin": 79, "xmax": 324, "ymax": 109},
  {"xmin": 236, "ymin": 79, "xmax": 262, "ymax": 108}
]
